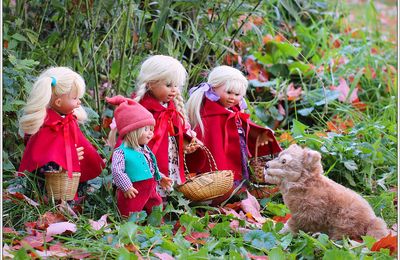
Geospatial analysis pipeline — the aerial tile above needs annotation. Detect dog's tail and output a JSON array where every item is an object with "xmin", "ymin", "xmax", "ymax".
[{"xmin": 366, "ymin": 217, "xmax": 389, "ymax": 239}]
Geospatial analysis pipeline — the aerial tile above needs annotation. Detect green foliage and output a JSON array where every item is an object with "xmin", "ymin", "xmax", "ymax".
[{"xmin": 2, "ymin": 0, "xmax": 397, "ymax": 259}]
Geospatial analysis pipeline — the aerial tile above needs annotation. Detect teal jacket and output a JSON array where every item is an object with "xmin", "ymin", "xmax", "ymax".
[{"xmin": 119, "ymin": 143, "xmax": 161, "ymax": 183}]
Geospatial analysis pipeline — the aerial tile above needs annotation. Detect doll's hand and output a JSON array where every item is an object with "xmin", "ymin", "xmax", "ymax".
[
  {"xmin": 258, "ymin": 132, "xmax": 274, "ymax": 147},
  {"xmin": 184, "ymin": 138, "xmax": 202, "ymax": 154},
  {"xmin": 123, "ymin": 187, "xmax": 139, "ymax": 199},
  {"xmin": 160, "ymin": 175, "xmax": 173, "ymax": 190},
  {"xmin": 76, "ymin": 146, "xmax": 84, "ymax": 160}
]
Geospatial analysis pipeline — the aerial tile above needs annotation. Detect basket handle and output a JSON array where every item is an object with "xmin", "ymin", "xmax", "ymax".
[
  {"xmin": 184, "ymin": 144, "xmax": 218, "ymax": 174},
  {"xmin": 254, "ymin": 133, "xmax": 274, "ymax": 163}
]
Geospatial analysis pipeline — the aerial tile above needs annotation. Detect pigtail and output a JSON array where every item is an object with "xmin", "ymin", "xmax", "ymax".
[
  {"xmin": 19, "ymin": 76, "xmax": 53, "ymax": 135},
  {"xmin": 107, "ymin": 128, "xmax": 118, "ymax": 148},
  {"xmin": 186, "ymin": 89, "xmax": 206, "ymax": 135},
  {"xmin": 174, "ymin": 93, "xmax": 189, "ymax": 126}
]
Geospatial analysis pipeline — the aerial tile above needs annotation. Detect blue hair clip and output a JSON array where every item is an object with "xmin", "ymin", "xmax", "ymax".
[{"xmin": 50, "ymin": 77, "xmax": 57, "ymax": 87}]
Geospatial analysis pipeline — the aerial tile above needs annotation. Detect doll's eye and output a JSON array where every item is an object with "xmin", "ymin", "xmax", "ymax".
[{"xmin": 281, "ymin": 159, "xmax": 286, "ymax": 164}]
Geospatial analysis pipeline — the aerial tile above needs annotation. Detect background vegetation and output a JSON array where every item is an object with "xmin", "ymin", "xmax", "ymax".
[{"xmin": 2, "ymin": 0, "xmax": 397, "ymax": 258}]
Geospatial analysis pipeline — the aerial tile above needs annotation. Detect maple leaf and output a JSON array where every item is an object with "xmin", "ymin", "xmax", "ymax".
[
  {"xmin": 46, "ymin": 222, "xmax": 77, "ymax": 236},
  {"xmin": 3, "ymin": 227, "xmax": 19, "ymax": 235},
  {"xmin": 330, "ymin": 77, "xmax": 359, "ymax": 103},
  {"xmin": 184, "ymin": 231, "xmax": 210, "ymax": 245},
  {"xmin": 37, "ymin": 212, "xmax": 67, "ymax": 230},
  {"xmin": 245, "ymin": 57, "xmax": 268, "ymax": 82},
  {"xmin": 286, "ymin": 83, "xmax": 302, "ymax": 101},
  {"xmin": 371, "ymin": 234, "xmax": 398, "ymax": 255}
]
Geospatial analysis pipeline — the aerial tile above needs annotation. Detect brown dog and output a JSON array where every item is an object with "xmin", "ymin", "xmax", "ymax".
[{"xmin": 264, "ymin": 144, "xmax": 389, "ymax": 240}]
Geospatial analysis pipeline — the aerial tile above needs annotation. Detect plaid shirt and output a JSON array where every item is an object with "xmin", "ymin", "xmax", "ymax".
[{"xmin": 112, "ymin": 145, "xmax": 156, "ymax": 192}]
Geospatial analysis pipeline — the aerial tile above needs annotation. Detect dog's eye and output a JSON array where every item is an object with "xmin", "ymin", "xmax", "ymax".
[{"xmin": 281, "ymin": 159, "xmax": 286, "ymax": 164}]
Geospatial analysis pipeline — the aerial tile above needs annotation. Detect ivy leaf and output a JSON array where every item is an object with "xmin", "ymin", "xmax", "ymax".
[
  {"xmin": 322, "ymin": 248, "xmax": 357, "ymax": 259},
  {"xmin": 118, "ymin": 222, "xmax": 138, "ymax": 241},
  {"xmin": 211, "ymin": 221, "xmax": 231, "ymax": 238},
  {"xmin": 268, "ymin": 247, "xmax": 286, "ymax": 260},
  {"xmin": 292, "ymin": 119, "xmax": 308, "ymax": 137},
  {"xmin": 148, "ymin": 205, "xmax": 163, "ymax": 226}
]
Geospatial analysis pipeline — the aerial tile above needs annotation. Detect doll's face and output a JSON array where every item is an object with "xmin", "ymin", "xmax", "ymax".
[
  {"xmin": 138, "ymin": 125, "xmax": 154, "ymax": 145},
  {"xmin": 213, "ymin": 86, "xmax": 243, "ymax": 108},
  {"xmin": 148, "ymin": 80, "xmax": 178, "ymax": 103},
  {"xmin": 51, "ymin": 89, "xmax": 81, "ymax": 115}
]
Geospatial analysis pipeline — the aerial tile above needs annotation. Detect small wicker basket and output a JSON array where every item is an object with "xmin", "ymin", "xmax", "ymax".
[
  {"xmin": 44, "ymin": 169, "xmax": 81, "ymax": 201},
  {"xmin": 177, "ymin": 145, "xmax": 234, "ymax": 202},
  {"xmin": 248, "ymin": 135, "xmax": 277, "ymax": 184}
]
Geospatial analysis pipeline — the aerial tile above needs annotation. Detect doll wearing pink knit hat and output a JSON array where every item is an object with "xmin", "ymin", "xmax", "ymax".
[{"xmin": 106, "ymin": 95, "xmax": 171, "ymax": 217}]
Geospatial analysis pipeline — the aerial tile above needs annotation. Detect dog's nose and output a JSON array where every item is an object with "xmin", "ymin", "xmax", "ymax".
[{"xmin": 265, "ymin": 163, "xmax": 269, "ymax": 169}]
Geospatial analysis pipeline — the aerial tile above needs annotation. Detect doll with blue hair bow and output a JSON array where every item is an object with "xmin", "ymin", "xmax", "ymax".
[{"xmin": 185, "ymin": 65, "xmax": 282, "ymax": 204}]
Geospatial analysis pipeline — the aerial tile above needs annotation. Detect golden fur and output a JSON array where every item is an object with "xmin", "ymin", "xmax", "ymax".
[{"xmin": 264, "ymin": 144, "xmax": 389, "ymax": 240}]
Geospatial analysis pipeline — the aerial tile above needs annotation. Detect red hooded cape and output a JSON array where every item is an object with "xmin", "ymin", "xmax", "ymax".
[
  {"xmin": 115, "ymin": 93, "xmax": 191, "ymax": 183},
  {"xmin": 186, "ymin": 98, "xmax": 282, "ymax": 182},
  {"xmin": 19, "ymin": 108, "xmax": 105, "ymax": 182}
]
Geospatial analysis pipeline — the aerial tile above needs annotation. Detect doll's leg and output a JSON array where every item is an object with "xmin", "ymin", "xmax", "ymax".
[
  {"xmin": 117, "ymin": 179, "xmax": 152, "ymax": 217},
  {"xmin": 144, "ymin": 179, "xmax": 163, "ymax": 215}
]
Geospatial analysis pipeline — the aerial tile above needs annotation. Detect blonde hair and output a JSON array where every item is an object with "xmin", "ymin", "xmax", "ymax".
[
  {"xmin": 133, "ymin": 55, "xmax": 188, "ymax": 124},
  {"xmin": 186, "ymin": 65, "xmax": 248, "ymax": 135},
  {"xmin": 124, "ymin": 127, "xmax": 145, "ymax": 149},
  {"xmin": 19, "ymin": 67, "xmax": 87, "ymax": 135}
]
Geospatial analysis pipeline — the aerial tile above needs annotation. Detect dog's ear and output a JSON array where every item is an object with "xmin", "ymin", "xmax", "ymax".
[{"xmin": 303, "ymin": 148, "xmax": 322, "ymax": 173}]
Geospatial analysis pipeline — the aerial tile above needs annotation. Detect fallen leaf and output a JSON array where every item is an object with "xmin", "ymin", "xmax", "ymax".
[
  {"xmin": 154, "ymin": 252, "xmax": 175, "ymax": 260},
  {"xmin": 89, "ymin": 214, "xmax": 109, "ymax": 231},
  {"xmin": 7, "ymin": 191, "xmax": 39, "ymax": 207},
  {"xmin": 21, "ymin": 232, "xmax": 53, "ymax": 249},
  {"xmin": 330, "ymin": 77, "xmax": 358, "ymax": 103},
  {"xmin": 278, "ymin": 132, "xmax": 294, "ymax": 143},
  {"xmin": 241, "ymin": 191, "xmax": 266, "ymax": 224},
  {"xmin": 37, "ymin": 212, "xmax": 67, "ymax": 229},
  {"xmin": 272, "ymin": 214, "xmax": 291, "ymax": 223},
  {"xmin": 184, "ymin": 232, "xmax": 210, "ymax": 245},
  {"xmin": 371, "ymin": 234, "xmax": 397, "ymax": 255},
  {"xmin": 3, "ymin": 227, "xmax": 19, "ymax": 235},
  {"xmin": 46, "ymin": 222, "xmax": 77, "ymax": 236}
]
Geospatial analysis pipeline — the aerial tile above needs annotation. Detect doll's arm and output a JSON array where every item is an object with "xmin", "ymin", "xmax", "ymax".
[
  {"xmin": 111, "ymin": 149, "xmax": 138, "ymax": 197},
  {"xmin": 159, "ymin": 172, "xmax": 173, "ymax": 190}
]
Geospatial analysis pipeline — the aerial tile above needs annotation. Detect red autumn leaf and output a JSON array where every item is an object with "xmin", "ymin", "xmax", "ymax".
[
  {"xmin": 3, "ymin": 227, "xmax": 19, "ymax": 235},
  {"xmin": 21, "ymin": 232, "xmax": 54, "ymax": 249},
  {"xmin": 224, "ymin": 201, "xmax": 242, "ymax": 211},
  {"xmin": 352, "ymin": 101, "xmax": 367, "ymax": 111},
  {"xmin": 37, "ymin": 212, "xmax": 67, "ymax": 230},
  {"xmin": 330, "ymin": 77, "xmax": 359, "ymax": 103},
  {"xmin": 245, "ymin": 57, "xmax": 268, "ymax": 82},
  {"xmin": 7, "ymin": 191, "xmax": 39, "ymax": 206},
  {"xmin": 184, "ymin": 232, "xmax": 210, "ymax": 245},
  {"xmin": 333, "ymin": 38, "xmax": 341, "ymax": 48},
  {"xmin": 102, "ymin": 117, "xmax": 113, "ymax": 129},
  {"xmin": 273, "ymin": 213, "xmax": 292, "ymax": 223},
  {"xmin": 262, "ymin": 34, "xmax": 273, "ymax": 45},
  {"xmin": 46, "ymin": 222, "xmax": 77, "ymax": 236},
  {"xmin": 278, "ymin": 103, "xmax": 286, "ymax": 116},
  {"xmin": 326, "ymin": 115, "xmax": 354, "ymax": 134},
  {"xmin": 286, "ymin": 83, "xmax": 302, "ymax": 101},
  {"xmin": 125, "ymin": 243, "xmax": 139, "ymax": 252},
  {"xmin": 4, "ymin": 40, "xmax": 8, "ymax": 49},
  {"xmin": 68, "ymin": 250, "xmax": 92, "ymax": 259},
  {"xmin": 371, "ymin": 234, "xmax": 397, "ymax": 255}
]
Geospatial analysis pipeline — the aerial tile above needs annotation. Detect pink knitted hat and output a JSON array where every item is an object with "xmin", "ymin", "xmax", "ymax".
[{"xmin": 106, "ymin": 95, "xmax": 155, "ymax": 139}]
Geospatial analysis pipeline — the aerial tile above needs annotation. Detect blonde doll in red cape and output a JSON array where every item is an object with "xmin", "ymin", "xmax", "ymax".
[
  {"xmin": 19, "ymin": 67, "xmax": 105, "ymax": 193},
  {"xmin": 108, "ymin": 55, "xmax": 200, "ymax": 198},
  {"xmin": 186, "ymin": 66, "xmax": 281, "ymax": 204}
]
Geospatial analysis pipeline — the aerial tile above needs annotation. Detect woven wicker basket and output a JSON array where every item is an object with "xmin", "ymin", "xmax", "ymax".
[
  {"xmin": 177, "ymin": 145, "xmax": 234, "ymax": 202},
  {"xmin": 44, "ymin": 169, "xmax": 81, "ymax": 201},
  {"xmin": 248, "ymin": 135, "xmax": 277, "ymax": 184}
]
